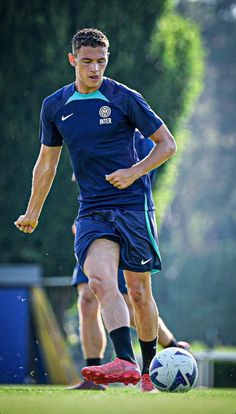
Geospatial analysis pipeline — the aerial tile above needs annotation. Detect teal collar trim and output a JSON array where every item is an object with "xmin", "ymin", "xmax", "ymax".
[{"xmin": 66, "ymin": 89, "xmax": 109, "ymax": 105}]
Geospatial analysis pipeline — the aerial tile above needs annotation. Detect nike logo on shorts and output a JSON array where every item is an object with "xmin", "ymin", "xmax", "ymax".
[
  {"xmin": 61, "ymin": 113, "xmax": 74, "ymax": 121},
  {"xmin": 141, "ymin": 258, "xmax": 152, "ymax": 265}
]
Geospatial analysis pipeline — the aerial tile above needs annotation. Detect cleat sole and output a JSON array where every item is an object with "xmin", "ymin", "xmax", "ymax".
[{"xmin": 82, "ymin": 372, "xmax": 141, "ymax": 385}]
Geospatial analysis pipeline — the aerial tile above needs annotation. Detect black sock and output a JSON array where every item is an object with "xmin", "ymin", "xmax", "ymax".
[
  {"xmin": 86, "ymin": 358, "xmax": 102, "ymax": 366},
  {"xmin": 139, "ymin": 337, "xmax": 157, "ymax": 375},
  {"xmin": 164, "ymin": 338, "xmax": 178, "ymax": 348},
  {"xmin": 110, "ymin": 326, "xmax": 136, "ymax": 364}
]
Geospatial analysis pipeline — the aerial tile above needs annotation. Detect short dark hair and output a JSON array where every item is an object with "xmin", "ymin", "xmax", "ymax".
[{"xmin": 72, "ymin": 28, "xmax": 109, "ymax": 54}]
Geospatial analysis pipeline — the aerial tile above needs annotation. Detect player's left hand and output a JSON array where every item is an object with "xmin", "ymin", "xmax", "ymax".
[{"xmin": 105, "ymin": 168, "xmax": 140, "ymax": 189}]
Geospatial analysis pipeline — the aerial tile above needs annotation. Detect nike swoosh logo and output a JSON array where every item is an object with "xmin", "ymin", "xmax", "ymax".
[
  {"xmin": 141, "ymin": 258, "xmax": 152, "ymax": 265},
  {"xmin": 61, "ymin": 113, "xmax": 74, "ymax": 121}
]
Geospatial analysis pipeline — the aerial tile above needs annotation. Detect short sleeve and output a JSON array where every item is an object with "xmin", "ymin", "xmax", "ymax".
[
  {"xmin": 127, "ymin": 91, "xmax": 163, "ymax": 138},
  {"xmin": 39, "ymin": 99, "xmax": 63, "ymax": 147}
]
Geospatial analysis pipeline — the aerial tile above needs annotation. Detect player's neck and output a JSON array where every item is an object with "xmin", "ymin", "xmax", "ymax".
[{"xmin": 74, "ymin": 79, "xmax": 103, "ymax": 94}]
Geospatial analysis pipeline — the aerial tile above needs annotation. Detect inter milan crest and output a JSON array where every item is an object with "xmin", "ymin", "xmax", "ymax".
[
  {"xmin": 99, "ymin": 106, "xmax": 111, "ymax": 118},
  {"xmin": 99, "ymin": 106, "xmax": 112, "ymax": 124}
]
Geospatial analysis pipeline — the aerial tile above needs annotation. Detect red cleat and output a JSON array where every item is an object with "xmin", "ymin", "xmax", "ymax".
[
  {"xmin": 140, "ymin": 374, "xmax": 155, "ymax": 392},
  {"xmin": 81, "ymin": 357, "xmax": 141, "ymax": 385},
  {"xmin": 177, "ymin": 341, "xmax": 191, "ymax": 351},
  {"xmin": 67, "ymin": 380, "xmax": 106, "ymax": 390}
]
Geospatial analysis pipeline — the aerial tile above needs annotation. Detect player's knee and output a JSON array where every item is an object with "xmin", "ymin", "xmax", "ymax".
[
  {"xmin": 88, "ymin": 275, "xmax": 107, "ymax": 297},
  {"xmin": 88, "ymin": 274, "xmax": 118, "ymax": 299},
  {"xmin": 128, "ymin": 285, "xmax": 146, "ymax": 307}
]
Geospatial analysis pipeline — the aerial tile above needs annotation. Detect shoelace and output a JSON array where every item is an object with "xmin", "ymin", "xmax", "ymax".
[{"xmin": 101, "ymin": 358, "xmax": 135, "ymax": 371}]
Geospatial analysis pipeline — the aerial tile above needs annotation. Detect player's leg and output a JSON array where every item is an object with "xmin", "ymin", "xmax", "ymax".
[
  {"xmin": 158, "ymin": 317, "xmax": 176, "ymax": 347},
  {"xmin": 123, "ymin": 281, "xmax": 187, "ymax": 348},
  {"xmin": 158, "ymin": 317, "xmax": 190, "ymax": 350},
  {"xmin": 69, "ymin": 265, "xmax": 107, "ymax": 390},
  {"xmin": 73, "ymin": 283, "xmax": 107, "ymax": 390},
  {"xmin": 124, "ymin": 272, "xmax": 158, "ymax": 343},
  {"xmin": 116, "ymin": 209, "xmax": 160, "ymax": 391},
  {"xmin": 120, "ymin": 267, "xmax": 189, "ymax": 351},
  {"xmin": 123, "ymin": 286, "xmax": 155, "ymax": 391},
  {"xmin": 123, "ymin": 293, "xmax": 135, "ymax": 327},
  {"xmin": 81, "ymin": 238, "xmax": 140, "ymax": 385},
  {"xmin": 120, "ymin": 265, "xmax": 188, "ymax": 349},
  {"xmin": 84, "ymin": 239, "xmax": 129, "ymax": 331},
  {"xmin": 117, "ymin": 269, "xmax": 135, "ymax": 327},
  {"xmin": 78, "ymin": 283, "xmax": 106, "ymax": 362},
  {"xmin": 124, "ymin": 270, "xmax": 158, "ymax": 392},
  {"xmin": 118, "ymin": 269, "xmax": 156, "ymax": 391}
]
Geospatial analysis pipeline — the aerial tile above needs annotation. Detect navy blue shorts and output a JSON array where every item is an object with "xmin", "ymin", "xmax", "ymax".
[
  {"xmin": 71, "ymin": 264, "xmax": 128, "ymax": 294},
  {"xmin": 74, "ymin": 209, "xmax": 161, "ymax": 273}
]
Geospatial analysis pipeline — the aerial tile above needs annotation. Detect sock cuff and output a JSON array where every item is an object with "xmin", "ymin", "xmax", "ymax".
[
  {"xmin": 138, "ymin": 337, "xmax": 157, "ymax": 347},
  {"xmin": 110, "ymin": 326, "xmax": 130, "ymax": 337},
  {"xmin": 86, "ymin": 358, "xmax": 102, "ymax": 366}
]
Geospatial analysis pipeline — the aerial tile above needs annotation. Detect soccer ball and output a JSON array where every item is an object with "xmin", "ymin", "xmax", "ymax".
[{"xmin": 149, "ymin": 347, "xmax": 198, "ymax": 392}]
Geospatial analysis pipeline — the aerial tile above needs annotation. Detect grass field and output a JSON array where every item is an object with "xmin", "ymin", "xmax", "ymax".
[{"xmin": 0, "ymin": 386, "xmax": 235, "ymax": 414}]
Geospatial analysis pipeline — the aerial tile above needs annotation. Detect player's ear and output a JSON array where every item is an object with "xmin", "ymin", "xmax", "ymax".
[{"xmin": 68, "ymin": 52, "xmax": 77, "ymax": 67}]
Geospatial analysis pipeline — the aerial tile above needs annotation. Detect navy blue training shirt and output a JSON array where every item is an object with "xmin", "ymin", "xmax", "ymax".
[
  {"xmin": 39, "ymin": 77, "xmax": 163, "ymax": 215},
  {"xmin": 134, "ymin": 131, "xmax": 157, "ymax": 187}
]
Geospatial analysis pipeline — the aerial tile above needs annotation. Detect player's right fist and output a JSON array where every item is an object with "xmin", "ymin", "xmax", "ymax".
[{"xmin": 14, "ymin": 215, "xmax": 38, "ymax": 234}]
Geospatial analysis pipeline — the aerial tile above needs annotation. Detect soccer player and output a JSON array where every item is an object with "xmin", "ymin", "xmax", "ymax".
[
  {"xmin": 15, "ymin": 28, "xmax": 177, "ymax": 391},
  {"xmin": 69, "ymin": 132, "xmax": 189, "ymax": 391}
]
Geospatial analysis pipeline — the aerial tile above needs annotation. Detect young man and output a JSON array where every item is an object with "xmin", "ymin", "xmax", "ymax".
[
  {"xmin": 70, "ymin": 132, "xmax": 189, "ymax": 391},
  {"xmin": 15, "ymin": 28, "xmax": 176, "ymax": 391}
]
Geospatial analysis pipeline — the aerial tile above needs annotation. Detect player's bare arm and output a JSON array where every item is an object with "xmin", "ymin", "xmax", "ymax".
[
  {"xmin": 105, "ymin": 124, "xmax": 176, "ymax": 189},
  {"xmin": 14, "ymin": 144, "xmax": 62, "ymax": 233}
]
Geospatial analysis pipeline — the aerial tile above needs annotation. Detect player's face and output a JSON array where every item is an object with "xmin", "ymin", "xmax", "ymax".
[{"xmin": 68, "ymin": 46, "xmax": 109, "ymax": 93}]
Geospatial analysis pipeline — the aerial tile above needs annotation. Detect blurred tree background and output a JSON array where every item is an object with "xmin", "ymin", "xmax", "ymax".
[
  {"xmin": 1, "ymin": 0, "xmax": 234, "ymax": 347},
  {"xmin": 156, "ymin": 0, "xmax": 236, "ymax": 346}
]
